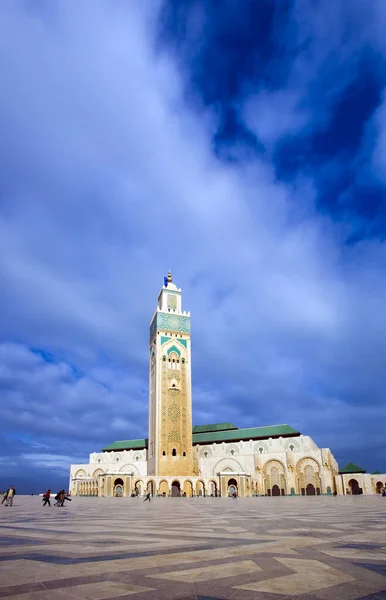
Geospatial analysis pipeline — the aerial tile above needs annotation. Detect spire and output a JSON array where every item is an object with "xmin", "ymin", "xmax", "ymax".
[{"xmin": 167, "ymin": 271, "xmax": 172, "ymax": 283}]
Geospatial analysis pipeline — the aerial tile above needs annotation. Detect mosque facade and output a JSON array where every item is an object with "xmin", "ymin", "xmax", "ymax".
[{"xmin": 69, "ymin": 274, "xmax": 386, "ymax": 498}]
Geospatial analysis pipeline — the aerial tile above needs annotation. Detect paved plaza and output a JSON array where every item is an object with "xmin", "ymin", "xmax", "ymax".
[{"xmin": 0, "ymin": 496, "xmax": 386, "ymax": 600}]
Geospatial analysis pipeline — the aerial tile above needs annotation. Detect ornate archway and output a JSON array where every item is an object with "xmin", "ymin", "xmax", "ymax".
[
  {"xmin": 171, "ymin": 480, "xmax": 181, "ymax": 497},
  {"xmin": 114, "ymin": 478, "xmax": 124, "ymax": 497},
  {"xmin": 348, "ymin": 479, "xmax": 361, "ymax": 495},
  {"xmin": 263, "ymin": 460, "xmax": 286, "ymax": 496},
  {"xmin": 296, "ymin": 457, "xmax": 321, "ymax": 495},
  {"xmin": 196, "ymin": 480, "xmax": 205, "ymax": 496},
  {"xmin": 228, "ymin": 478, "xmax": 238, "ymax": 496},
  {"xmin": 183, "ymin": 480, "xmax": 193, "ymax": 497},
  {"xmin": 158, "ymin": 480, "xmax": 168, "ymax": 496}
]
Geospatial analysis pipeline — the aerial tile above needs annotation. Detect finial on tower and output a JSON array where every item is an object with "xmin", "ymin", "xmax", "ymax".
[{"xmin": 167, "ymin": 271, "xmax": 172, "ymax": 283}]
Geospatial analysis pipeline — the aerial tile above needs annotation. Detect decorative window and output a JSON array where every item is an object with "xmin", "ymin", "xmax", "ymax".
[
  {"xmin": 116, "ymin": 457, "xmax": 119, "ymax": 462},
  {"xmin": 172, "ymin": 448, "xmax": 177, "ymax": 456},
  {"xmin": 183, "ymin": 451, "xmax": 186, "ymax": 456},
  {"xmin": 259, "ymin": 447, "xmax": 264, "ymax": 454},
  {"xmin": 289, "ymin": 444, "xmax": 295, "ymax": 451},
  {"xmin": 230, "ymin": 449, "xmax": 235, "ymax": 456},
  {"xmin": 204, "ymin": 452, "xmax": 208, "ymax": 458},
  {"xmin": 135, "ymin": 456, "xmax": 139, "ymax": 462},
  {"xmin": 98, "ymin": 459, "xmax": 101, "ymax": 463},
  {"xmin": 162, "ymin": 451, "xmax": 166, "ymax": 456}
]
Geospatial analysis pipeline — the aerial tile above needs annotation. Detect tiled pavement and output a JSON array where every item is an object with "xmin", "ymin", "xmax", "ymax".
[{"xmin": 0, "ymin": 496, "xmax": 386, "ymax": 600}]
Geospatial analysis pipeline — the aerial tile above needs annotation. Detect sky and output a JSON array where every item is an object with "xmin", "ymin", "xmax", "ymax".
[{"xmin": 0, "ymin": 0, "xmax": 386, "ymax": 494}]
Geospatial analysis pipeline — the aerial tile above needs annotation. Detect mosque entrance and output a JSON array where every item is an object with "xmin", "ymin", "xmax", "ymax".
[
  {"xmin": 114, "ymin": 478, "xmax": 124, "ymax": 497},
  {"xmin": 348, "ymin": 479, "xmax": 362, "ymax": 495},
  {"xmin": 228, "ymin": 478, "xmax": 238, "ymax": 497},
  {"xmin": 306, "ymin": 483, "xmax": 316, "ymax": 496},
  {"xmin": 272, "ymin": 484, "xmax": 280, "ymax": 496},
  {"xmin": 171, "ymin": 481, "xmax": 181, "ymax": 497}
]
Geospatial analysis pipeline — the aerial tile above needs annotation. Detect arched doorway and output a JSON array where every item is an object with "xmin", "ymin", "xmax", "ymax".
[
  {"xmin": 228, "ymin": 478, "xmax": 238, "ymax": 497},
  {"xmin": 183, "ymin": 480, "xmax": 193, "ymax": 497},
  {"xmin": 147, "ymin": 480, "xmax": 155, "ymax": 495},
  {"xmin": 196, "ymin": 480, "xmax": 205, "ymax": 496},
  {"xmin": 306, "ymin": 483, "xmax": 316, "ymax": 495},
  {"xmin": 171, "ymin": 481, "xmax": 180, "ymax": 497},
  {"xmin": 158, "ymin": 480, "xmax": 168, "ymax": 496},
  {"xmin": 208, "ymin": 480, "xmax": 217, "ymax": 497},
  {"xmin": 114, "ymin": 478, "xmax": 124, "ymax": 497},
  {"xmin": 349, "ymin": 479, "xmax": 361, "ymax": 495},
  {"xmin": 272, "ymin": 484, "xmax": 280, "ymax": 496},
  {"xmin": 376, "ymin": 481, "xmax": 383, "ymax": 493},
  {"xmin": 134, "ymin": 480, "xmax": 143, "ymax": 496}
]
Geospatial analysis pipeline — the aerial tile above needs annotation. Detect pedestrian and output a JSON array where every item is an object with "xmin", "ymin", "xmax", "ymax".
[
  {"xmin": 143, "ymin": 492, "xmax": 151, "ymax": 503},
  {"xmin": 1, "ymin": 489, "xmax": 8, "ymax": 505},
  {"xmin": 6, "ymin": 487, "xmax": 15, "ymax": 506},
  {"xmin": 42, "ymin": 489, "xmax": 51, "ymax": 507}
]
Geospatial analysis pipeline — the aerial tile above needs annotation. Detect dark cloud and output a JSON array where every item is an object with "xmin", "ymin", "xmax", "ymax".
[{"xmin": 0, "ymin": 1, "xmax": 386, "ymax": 493}]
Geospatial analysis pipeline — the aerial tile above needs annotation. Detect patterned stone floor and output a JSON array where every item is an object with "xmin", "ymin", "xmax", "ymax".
[{"xmin": 0, "ymin": 496, "xmax": 386, "ymax": 600}]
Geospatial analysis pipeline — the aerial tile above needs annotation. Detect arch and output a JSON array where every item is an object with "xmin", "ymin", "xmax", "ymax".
[
  {"xmin": 226, "ymin": 444, "xmax": 239, "ymax": 457},
  {"xmin": 296, "ymin": 457, "xmax": 320, "ymax": 496},
  {"xmin": 263, "ymin": 459, "xmax": 286, "ymax": 496},
  {"xmin": 167, "ymin": 345, "xmax": 181, "ymax": 356},
  {"xmin": 208, "ymin": 480, "xmax": 218, "ymax": 497},
  {"xmin": 134, "ymin": 479, "xmax": 144, "ymax": 496},
  {"xmin": 213, "ymin": 457, "xmax": 243, "ymax": 475},
  {"xmin": 119, "ymin": 463, "xmax": 139, "ymax": 475},
  {"xmin": 183, "ymin": 480, "xmax": 193, "ymax": 497},
  {"xmin": 114, "ymin": 477, "xmax": 124, "ymax": 497},
  {"xmin": 158, "ymin": 480, "xmax": 169, "ymax": 496},
  {"xmin": 92, "ymin": 468, "xmax": 104, "ymax": 477},
  {"xmin": 75, "ymin": 469, "xmax": 87, "ymax": 478},
  {"xmin": 376, "ymin": 481, "xmax": 383, "ymax": 493},
  {"xmin": 196, "ymin": 480, "xmax": 205, "ymax": 496},
  {"xmin": 306, "ymin": 483, "xmax": 316, "ymax": 496},
  {"xmin": 171, "ymin": 480, "xmax": 181, "ymax": 497},
  {"xmin": 228, "ymin": 477, "xmax": 238, "ymax": 497},
  {"xmin": 147, "ymin": 480, "xmax": 155, "ymax": 495},
  {"xmin": 348, "ymin": 479, "xmax": 361, "ymax": 495}
]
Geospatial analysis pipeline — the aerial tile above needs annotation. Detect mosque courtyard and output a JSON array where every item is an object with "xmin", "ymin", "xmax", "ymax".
[{"xmin": 0, "ymin": 495, "xmax": 385, "ymax": 600}]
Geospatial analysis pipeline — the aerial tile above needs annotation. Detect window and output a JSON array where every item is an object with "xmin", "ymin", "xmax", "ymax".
[
  {"xmin": 259, "ymin": 447, "xmax": 264, "ymax": 454},
  {"xmin": 162, "ymin": 451, "xmax": 166, "ymax": 456},
  {"xmin": 230, "ymin": 449, "xmax": 235, "ymax": 456},
  {"xmin": 98, "ymin": 459, "xmax": 101, "ymax": 463},
  {"xmin": 204, "ymin": 452, "xmax": 208, "ymax": 458},
  {"xmin": 289, "ymin": 444, "xmax": 295, "ymax": 451},
  {"xmin": 183, "ymin": 451, "xmax": 186, "ymax": 456},
  {"xmin": 172, "ymin": 448, "xmax": 177, "ymax": 456},
  {"xmin": 116, "ymin": 457, "xmax": 119, "ymax": 462},
  {"xmin": 135, "ymin": 456, "xmax": 139, "ymax": 462}
]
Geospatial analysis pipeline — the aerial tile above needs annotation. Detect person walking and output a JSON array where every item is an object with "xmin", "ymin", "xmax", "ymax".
[
  {"xmin": 1, "ymin": 489, "xmax": 8, "ymax": 505},
  {"xmin": 143, "ymin": 492, "xmax": 151, "ymax": 503},
  {"xmin": 42, "ymin": 489, "xmax": 51, "ymax": 507},
  {"xmin": 6, "ymin": 486, "xmax": 15, "ymax": 506}
]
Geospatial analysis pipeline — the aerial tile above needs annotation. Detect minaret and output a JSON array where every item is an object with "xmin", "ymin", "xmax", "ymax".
[{"xmin": 148, "ymin": 272, "xmax": 193, "ymax": 476}]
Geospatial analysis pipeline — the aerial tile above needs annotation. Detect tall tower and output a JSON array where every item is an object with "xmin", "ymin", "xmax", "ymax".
[{"xmin": 148, "ymin": 272, "xmax": 193, "ymax": 476}]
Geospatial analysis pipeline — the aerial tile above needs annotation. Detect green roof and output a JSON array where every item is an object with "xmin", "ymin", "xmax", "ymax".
[
  {"xmin": 102, "ymin": 438, "xmax": 147, "ymax": 452},
  {"xmin": 339, "ymin": 462, "xmax": 366, "ymax": 474},
  {"xmin": 373, "ymin": 470, "xmax": 382, "ymax": 475},
  {"xmin": 192, "ymin": 424, "xmax": 299, "ymax": 444},
  {"xmin": 192, "ymin": 422, "xmax": 238, "ymax": 434},
  {"xmin": 102, "ymin": 424, "xmax": 300, "ymax": 452}
]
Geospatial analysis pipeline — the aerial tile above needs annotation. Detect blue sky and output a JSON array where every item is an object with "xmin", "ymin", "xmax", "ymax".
[{"xmin": 1, "ymin": 0, "xmax": 386, "ymax": 493}]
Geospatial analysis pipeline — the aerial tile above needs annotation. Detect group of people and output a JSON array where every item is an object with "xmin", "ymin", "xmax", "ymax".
[
  {"xmin": 1, "ymin": 486, "xmax": 16, "ymax": 506},
  {"xmin": 42, "ymin": 489, "xmax": 71, "ymax": 507}
]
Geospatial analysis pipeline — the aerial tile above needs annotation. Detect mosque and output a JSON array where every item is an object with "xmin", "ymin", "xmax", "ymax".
[{"xmin": 69, "ymin": 274, "xmax": 386, "ymax": 498}]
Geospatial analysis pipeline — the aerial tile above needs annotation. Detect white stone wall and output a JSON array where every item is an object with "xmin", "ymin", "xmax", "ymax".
[{"xmin": 195, "ymin": 435, "xmax": 330, "ymax": 479}]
